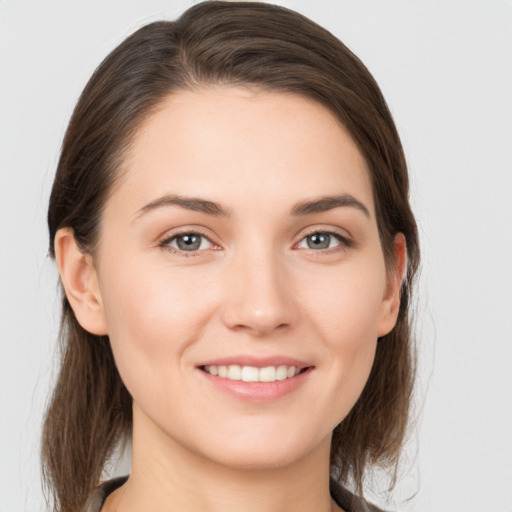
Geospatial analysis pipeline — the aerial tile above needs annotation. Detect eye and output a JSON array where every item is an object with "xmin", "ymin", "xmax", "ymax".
[
  {"xmin": 296, "ymin": 231, "xmax": 348, "ymax": 251},
  {"xmin": 162, "ymin": 232, "xmax": 214, "ymax": 253}
]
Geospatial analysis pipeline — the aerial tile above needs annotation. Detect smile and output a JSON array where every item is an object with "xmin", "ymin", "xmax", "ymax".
[{"xmin": 202, "ymin": 364, "xmax": 302, "ymax": 382}]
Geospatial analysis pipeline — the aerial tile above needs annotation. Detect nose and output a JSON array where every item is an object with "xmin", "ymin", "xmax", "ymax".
[{"xmin": 221, "ymin": 247, "xmax": 296, "ymax": 336}]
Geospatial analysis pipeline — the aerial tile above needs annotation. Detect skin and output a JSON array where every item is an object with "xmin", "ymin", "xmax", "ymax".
[{"xmin": 55, "ymin": 87, "xmax": 406, "ymax": 512}]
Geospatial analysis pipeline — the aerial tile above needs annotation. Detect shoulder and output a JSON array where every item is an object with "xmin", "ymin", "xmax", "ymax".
[
  {"xmin": 330, "ymin": 478, "xmax": 390, "ymax": 512},
  {"xmin": 82, "ymin": 476, "xmax": 128, "ymax": 512}
]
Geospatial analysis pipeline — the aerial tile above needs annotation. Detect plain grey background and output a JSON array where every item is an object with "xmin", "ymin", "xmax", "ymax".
[{"xmin": 1, "ymin": 1, "xmax": 511, "ymax": 510}]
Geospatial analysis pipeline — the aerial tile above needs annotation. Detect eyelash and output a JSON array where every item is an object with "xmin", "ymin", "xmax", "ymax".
[
  {"xmin": 158, "ymin": 228, "xmax": 352, "ymax": 257},
  {"xmin": 296, "ymin": 228, "xmax": 352, "ymax": 254},
  {"xmin": 159, "ymin": 230, "xmax": 216, "ymax": 257}
]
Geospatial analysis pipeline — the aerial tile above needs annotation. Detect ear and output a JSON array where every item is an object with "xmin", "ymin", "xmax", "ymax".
[
  {"xmin": 54, "ymin": 227, "xmax": 108, "ymax": 335},
  {"xmin": 377, "ymin": 232, "xmax": 408, "ymax": 337}
]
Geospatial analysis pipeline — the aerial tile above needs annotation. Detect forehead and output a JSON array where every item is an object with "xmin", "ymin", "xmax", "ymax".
[{"xmin": 111, "ymin": 86, "xmax": 374, "ymax": 217}]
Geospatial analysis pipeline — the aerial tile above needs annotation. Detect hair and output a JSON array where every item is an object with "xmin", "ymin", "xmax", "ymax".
[{"xmin": 43, "ymin": 2, "xmax": 420, "ymax": 511}]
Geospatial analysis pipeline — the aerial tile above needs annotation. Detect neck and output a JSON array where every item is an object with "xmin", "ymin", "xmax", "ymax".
[{"xmin": 107, "ymin": 404, "xmax": 340, "ymax": 512}]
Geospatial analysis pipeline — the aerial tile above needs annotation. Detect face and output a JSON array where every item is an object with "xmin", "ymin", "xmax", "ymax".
[{"xmin": 90, "ymin": 87, "xmax": 400, "ymax": 470}]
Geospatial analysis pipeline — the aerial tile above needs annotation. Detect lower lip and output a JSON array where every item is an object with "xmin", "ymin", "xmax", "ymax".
[{"xmin": 197, "ymin": 367, "xmax": 313, "ymax": 402}]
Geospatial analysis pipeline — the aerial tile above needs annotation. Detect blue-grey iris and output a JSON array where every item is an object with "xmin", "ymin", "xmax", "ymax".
[
  {"xmin": 307, "ymin": 233, "xmax": 331, "ymax": 249},
  {"xmin": 177, "ymin": 234, "xmax": 202, "ymax": 251}
]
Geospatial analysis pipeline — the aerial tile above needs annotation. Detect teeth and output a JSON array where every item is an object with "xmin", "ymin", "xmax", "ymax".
[
  {"xmin": 276, "ymin": 365, "xmax": 288, "ymax": 380},
  {"xmin": 241, "ymin": 366, "xmax": 259, "ymax": 382},
  {"xmin": 227, "ymin": 365, "xmax": 242, "ymax": 380},
  {"xmin": 259, "ymin": 366, "xmax": 276, "ymax": 382},
  {"xmin": 203, "ymin": 364, "xmax": 302, "ymax": 382}
]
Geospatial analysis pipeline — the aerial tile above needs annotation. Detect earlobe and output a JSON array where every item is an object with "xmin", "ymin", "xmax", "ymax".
[
  {"xmin": 377, "ymin": 233, "xmax": 407, "ymax": 337},
  {"xmin": 54, "ymin": 228, "xmax": 108, "ymax": 335}
]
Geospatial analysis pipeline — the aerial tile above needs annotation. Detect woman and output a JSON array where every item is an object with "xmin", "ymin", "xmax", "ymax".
[{"xmin": 43, "ymin": 2, "xmax": 419, "ymax": 511}]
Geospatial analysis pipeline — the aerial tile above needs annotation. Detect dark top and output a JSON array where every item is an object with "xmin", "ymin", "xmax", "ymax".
[{"xmin": 82, "ymin": 475, "xmax": 386, "ymax": 512}]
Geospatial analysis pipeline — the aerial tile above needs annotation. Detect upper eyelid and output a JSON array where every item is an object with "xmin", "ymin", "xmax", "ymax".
[
  {"xmin": 159, "ymin": 227, "xmax": 216, "ymax": 244},
  {"xmin": 296, "ymin": 225, "xmax": 352, "ymax": 241}
]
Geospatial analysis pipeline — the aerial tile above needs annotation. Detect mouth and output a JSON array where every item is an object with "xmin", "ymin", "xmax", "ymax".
[
  {"xmin": 200, "ymin": 364, "xmax": 310, "ymax": 383},
  {"xmin": 196, "ymin": 356, "xmax": 314, "ymax": 401}
]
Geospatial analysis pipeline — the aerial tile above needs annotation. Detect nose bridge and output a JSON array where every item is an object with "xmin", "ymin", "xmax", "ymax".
[{"xmin": 222, "ymin": 241, "xmax": 294, "ymax": 335}]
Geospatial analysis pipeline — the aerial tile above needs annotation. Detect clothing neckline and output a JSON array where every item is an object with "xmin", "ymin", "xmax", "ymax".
[{"xmin": 85, "ymin": 475, "xmax": 385, "ymax": 512}]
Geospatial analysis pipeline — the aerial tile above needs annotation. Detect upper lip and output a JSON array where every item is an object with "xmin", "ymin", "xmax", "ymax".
[{"xmin": 196, "ymin": 355, "xmax": 313, "ymax": 369}]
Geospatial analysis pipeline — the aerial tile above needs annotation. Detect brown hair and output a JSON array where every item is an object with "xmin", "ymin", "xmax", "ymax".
[{"xmin": 43, "ymin": 2, "xmax": 420, "ymax": 511}]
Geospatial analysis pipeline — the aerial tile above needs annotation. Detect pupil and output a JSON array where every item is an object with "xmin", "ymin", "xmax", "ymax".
[
  {"xmin": 308, "ymin": 233, "xmax": 330, "ymax": 249},
  {"xmin": 178, "ymin": 234, "xmax": 201, "ymax": 251}
]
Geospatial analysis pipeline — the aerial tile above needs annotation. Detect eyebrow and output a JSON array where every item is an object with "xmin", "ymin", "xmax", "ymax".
[
  {"xmin": 291, "ymin": 194, "xmax": 370, "ymax": 218},
  {"xmin": 134, "ymin": 194, "xmax": 230, "ymax": 219},
  {"xmin": 134, "ymin": 192, "xmax": 370, "ymax": 220}
]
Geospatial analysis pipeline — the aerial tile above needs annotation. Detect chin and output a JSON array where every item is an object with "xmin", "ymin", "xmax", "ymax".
[
  {"xmin": 207, "ymin": 448, "xmax": 304, "ymax": 471},
  {"xmin": 191, "ymin": 430, "xmax": 324, "ymax": 472}
]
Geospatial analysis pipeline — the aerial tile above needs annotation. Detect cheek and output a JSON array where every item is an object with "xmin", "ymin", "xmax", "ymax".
[
  {"xmin": 97, "ymin": 259, "xmax": 219, "ymax": 393},
  {"xmin": 298, "ymin": 259, "xmax": 386, "ymax": 411},
  {"xmin": 101, "ymin": 259, "xmax": 213, "ymax": 341},
  {"xmin": 302, "ymin": 257, "xmax": 387, "ymax": 343}
]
